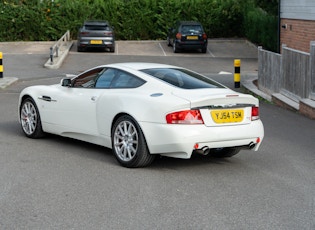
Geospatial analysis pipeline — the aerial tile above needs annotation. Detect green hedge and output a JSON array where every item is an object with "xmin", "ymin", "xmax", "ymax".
[{"xmin": 0, "ymin": 0, "xmax": 278, "ymax": 51}]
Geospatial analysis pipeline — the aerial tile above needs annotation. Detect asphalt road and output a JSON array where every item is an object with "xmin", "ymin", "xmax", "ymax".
[{"xmin": 0, "ymin": 40, "xmax": 314, "ymax": 229}]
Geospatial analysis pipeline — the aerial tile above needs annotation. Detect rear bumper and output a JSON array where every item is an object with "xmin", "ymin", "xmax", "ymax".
[
  {"xmin": 139, "ymin": 120, "xmax": 264, "ymax": 159},
  {"xmin": 77, "ymin": 39, "xmax": 115, "ymax": 48},
  {"xmin": 176, "ymin": 39, "xmax": 207, "ymax": 50}
]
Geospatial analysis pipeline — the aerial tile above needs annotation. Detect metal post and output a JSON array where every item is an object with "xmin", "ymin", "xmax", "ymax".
[
  {"xmin": 234, "ymin": 59, "xmax": 241, "ymax": 88},
  {"xmin": 0, "ymin": 52, "xmax": 3, "ymax": 78},
  {"xmin": 56, "ymin": 46, "xmax": 59, "ymax": 57},
  {"xmin": 50, "ymin": 47, "xmax": 53, "ymax": 64}
]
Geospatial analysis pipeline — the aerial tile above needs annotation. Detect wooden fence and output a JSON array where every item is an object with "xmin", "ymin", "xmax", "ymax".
[{"xmin": 258, "ymin": 43, "xmax": 315, "ymax": 101}]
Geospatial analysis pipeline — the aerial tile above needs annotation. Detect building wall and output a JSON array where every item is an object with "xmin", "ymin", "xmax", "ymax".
[
  {"xmin": 280, "ymin": 0, "xmax": 315, "ymax": 52},
  {"xmin": 281, "ymin": 0, "xmax": 315, "ymax": 21},
  {"xmin": 280, "ymin": 19, "xmax": 315, "ymax": 53}
]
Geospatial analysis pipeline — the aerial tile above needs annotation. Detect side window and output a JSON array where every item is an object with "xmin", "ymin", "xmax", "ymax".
[
  {"xmin": 95, "ymin": 68, "xmax": 116, "ymax": 88},
  {"xmin": 73, "ymin": 67, "xmax": 104, "ymax": 88},
  {"xmin": 110, "ymin": 70, "xmax": 145, "ymax": 88}
]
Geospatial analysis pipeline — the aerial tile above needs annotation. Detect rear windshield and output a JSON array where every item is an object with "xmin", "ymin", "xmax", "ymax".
[
  {"xmin": 84, "ymin": 25, "xmax": 109, "ymax": 31},
  {"xmin": 181, "ymin": 25, "xmax": 203, "ymax": 34},
  {"xmin": 140, "ymin": 68, "xmax": 224, "ymax": 89}
]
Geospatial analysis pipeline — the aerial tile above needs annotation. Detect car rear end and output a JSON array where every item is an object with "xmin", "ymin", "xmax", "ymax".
[
  {"xmin": 77, "ymin": 21, "xmax": 115, "ymax": 52},
  {"xmin": 175, "ymin": 22, "xmax": 208, "ymax": 52},
  {"xmin": 140, "ymin": 90, "xmax": 264, "ymax": 159}
]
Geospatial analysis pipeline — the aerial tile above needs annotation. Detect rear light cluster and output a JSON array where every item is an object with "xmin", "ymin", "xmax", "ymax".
[
  {"xmin": 175, "ymin": 33, "xmax": 207, "ymax": 40},
  {"xmin": 166, "ymin": 106, "xmax": 259, "ymax": 124},
  {"xmin": 166, "ymin": 110, "xmax": 204, "ymax": 124},
  {"xmin": 251, "ymin": 106, "xmax": 260, "ymax": 120}
]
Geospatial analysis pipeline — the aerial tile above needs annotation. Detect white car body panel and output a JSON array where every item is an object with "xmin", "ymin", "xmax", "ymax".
[{"xmin": 18, "ymin": 62, "xmax": 264, "ymax": 160}]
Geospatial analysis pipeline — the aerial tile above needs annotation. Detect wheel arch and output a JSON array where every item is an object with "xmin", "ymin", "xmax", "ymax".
[
  {"xmin": 111, "ymin": 112, "xmax": 150, "ymax": 151},
  {"xmin": 19, "ymin": 94, "xmax": 35, "ymax": 116}
]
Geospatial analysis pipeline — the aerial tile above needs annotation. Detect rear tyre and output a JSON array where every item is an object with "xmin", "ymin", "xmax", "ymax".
[
  {"xmin": 167, "ymin": 36, "xmax": 171, "ymax": 46},
  {"xmin": 20, "ymin": 98, "xmax": 45, "ymax": 138},
  {"xmin": 77, "ymin": 46, "xmax": 84, "ymax": 52},
  {"xmin": 210, "ymin": 147, "xmax": 241, "ymax": 158},
  {"xmin": 112, "ymin": 115, "xmax": 155, "ymax": 168},
  {"xmin": 173, "ymin": 41, "xmax": 179, "ymax": 53},
  {"xmin": 201, "ymin": 46, "xmax": 207, "ymax": 53}
]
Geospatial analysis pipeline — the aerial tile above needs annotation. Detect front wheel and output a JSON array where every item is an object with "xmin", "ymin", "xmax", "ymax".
[
  {"xmin": 111, "ymin": 115, "xmax": 155, "ymax": 168},
  {"xmin": 20, "ymin": 98, "xmax": 45, "ymax": 138}
]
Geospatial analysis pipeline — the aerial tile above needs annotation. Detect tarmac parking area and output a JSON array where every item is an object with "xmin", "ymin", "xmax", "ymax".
[{"xmin": 74, "ymin": 39, "xmax": 258, "ymax": 58}]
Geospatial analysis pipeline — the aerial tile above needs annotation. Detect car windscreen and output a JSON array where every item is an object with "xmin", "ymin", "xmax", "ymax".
[{"xmin": 140, "ymin": 68, "xmax": 224, "ymax": 89}]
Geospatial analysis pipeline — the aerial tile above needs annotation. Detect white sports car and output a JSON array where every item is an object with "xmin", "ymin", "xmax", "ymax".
[{"xmin": 19, "ymin": 62, "xmax": 264, "ymax": 167}]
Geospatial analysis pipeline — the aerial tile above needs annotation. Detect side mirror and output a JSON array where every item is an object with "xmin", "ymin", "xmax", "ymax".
[{"xmin": 61, "ymin": 78, "xmax": 72, "ymax": 87}]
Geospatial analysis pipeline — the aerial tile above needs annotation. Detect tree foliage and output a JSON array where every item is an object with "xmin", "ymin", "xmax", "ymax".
[{"xmin": 0, "ymin": 0, "xmax": 278, "ymax": 51}]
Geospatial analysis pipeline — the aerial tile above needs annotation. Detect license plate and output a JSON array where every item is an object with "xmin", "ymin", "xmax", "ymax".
[
  {"xmin": 186, "ymin": 35, "xmax": 198, "ymax": 40},
  {"xmin": 90, "ymin": 40, "xmax": 103, "ymax": 44},
  {"xmin": 211, "ymin": 109, "xmax": 244, "ymax": 123}
]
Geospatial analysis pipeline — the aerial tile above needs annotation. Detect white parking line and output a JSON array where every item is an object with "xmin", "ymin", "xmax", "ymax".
[
  {"xmin": 208, "ymin": 48, "xmax": 215, "ymax": 57},
  {"xmin": 159, "ymin": 42, "xmax": 167, "ymax": 56}
]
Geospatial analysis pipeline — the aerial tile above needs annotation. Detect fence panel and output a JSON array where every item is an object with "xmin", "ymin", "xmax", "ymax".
[
  {"xmin": 310, "ymin": 42, "xmax": 315, "ymax": 100},
  {"xmin": 258, "ymin": 47, "xmax": 281, "ymax": 95},
  {"xmin": 281, "ymin": 46, "xmax": 309, "ymax": 101}
]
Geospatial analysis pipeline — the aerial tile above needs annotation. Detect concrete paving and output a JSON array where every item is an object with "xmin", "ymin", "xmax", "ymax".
[{"xmin": 0, "ymin": 39, "xmax": 268, "ymax": 101}]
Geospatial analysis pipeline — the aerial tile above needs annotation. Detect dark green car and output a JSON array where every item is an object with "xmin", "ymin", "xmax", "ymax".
[{"xmin": 167, "ymin": 21, "xmax": 208, "ymax": 53}]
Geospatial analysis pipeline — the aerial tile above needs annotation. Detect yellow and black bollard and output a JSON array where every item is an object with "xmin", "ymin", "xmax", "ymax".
[
  {"xmin": 234, "ymin": 59, "xmax": 240, "ymax": 88},
  {"xmin": 0, "ymin": 52, "xmax": 3, "ymax": 78}
]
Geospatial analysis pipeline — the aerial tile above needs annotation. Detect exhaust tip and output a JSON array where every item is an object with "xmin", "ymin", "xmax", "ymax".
[
  {"xmin": 249, "ymin": 142, "xmax": 256, "ymax": 149},
  {"xmin": 193, "ymin": 146, "xmax": 210, "ymax": 155}
]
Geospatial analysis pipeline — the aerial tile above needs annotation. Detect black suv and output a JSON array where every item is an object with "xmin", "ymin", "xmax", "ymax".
[
  {"xmin": 77, "ymin": 20, "xmax": 115, "ymax": 52},
  {"xmin": 167, "ymin": 21, "xmax": 208, "ymax": 53}
]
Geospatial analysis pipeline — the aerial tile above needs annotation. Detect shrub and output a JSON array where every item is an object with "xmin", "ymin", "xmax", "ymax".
[{"xmin": 0, "ymin": 0, "xmax": 278, "ymax": 51}]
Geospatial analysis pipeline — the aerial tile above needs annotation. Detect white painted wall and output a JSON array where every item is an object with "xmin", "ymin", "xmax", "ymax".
[{"xmin": 281, "ymin": 0, "xmax": 315, "ymax": 20}]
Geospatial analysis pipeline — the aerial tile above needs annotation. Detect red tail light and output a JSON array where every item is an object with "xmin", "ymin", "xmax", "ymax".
[
  {"xmin": 80, "ymin": 32, "xmax": 89, "ymax": 35},
  {"xmin": 251, "ymin": 106, "xmax": 259, "ymax": 120},
  {"xmin": 166, "ymin": 110, "xmax": 204, "ymax": 124},
  {"xmin": 202, "ymin": 33, "xmax": 207, "ymax": 40},
  {"xmin": 176, "ymin": 33, "xmax": 182, "ymax": 39}
]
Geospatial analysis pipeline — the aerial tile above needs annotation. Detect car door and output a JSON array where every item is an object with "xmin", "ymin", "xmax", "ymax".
[{"xmin": 40, "ymin": 67, "xmax": 106, "ymax": 136}]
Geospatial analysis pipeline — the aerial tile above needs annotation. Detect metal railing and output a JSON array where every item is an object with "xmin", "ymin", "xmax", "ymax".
[{"xmin": 49, "ymin": 30, "xmax": 71, "ymax": 64}]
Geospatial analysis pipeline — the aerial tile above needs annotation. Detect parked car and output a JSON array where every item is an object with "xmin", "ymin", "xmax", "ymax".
[
  {"xmin": 167, "ymin": 21, "xmax": 208, "ymax": 53},
  {"xmin": 77, "ymin": 20, "xmax": 115, "ymax": 52},
  {"xmin": 18, "ymin": 62, "xmax": 264, "ymax": 168}
]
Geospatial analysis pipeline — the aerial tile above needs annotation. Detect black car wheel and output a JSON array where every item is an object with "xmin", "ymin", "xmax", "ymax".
[
  {"xmin": 77, "ymin": 46, "xmax": 84, "ymax": 52},
  {"xmin": 202, "ymin": 46, "xmax": 207, "ymax": 53},
  {"xmin": 173, "ymin": 41, "xmax": 179, "ymax": 53},
  {"xmin": 20, "ymin": 98, "xmax": 45, "ymax": 138},
  {"xmin": 112, "ymin": 115, "xmax": 155, "ymax": 168},
  {"xmin": 167, "ymin": 36, "xmax": 171, "ymax": 47}
]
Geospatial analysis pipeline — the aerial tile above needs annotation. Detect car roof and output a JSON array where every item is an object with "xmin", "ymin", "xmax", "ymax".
[
  {"xmin": 178, "ymin": 21, "xmax": 202, "ymax": 25},
  {"xmin": 104, "ymin": 62, "xmax": 181, "ymax": 71}
]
